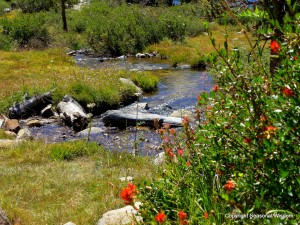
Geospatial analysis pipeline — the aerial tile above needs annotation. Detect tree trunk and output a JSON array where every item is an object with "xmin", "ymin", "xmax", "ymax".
[{"xmin": 61, "ymin": 0, "xmax": 68, "ymax": 32}]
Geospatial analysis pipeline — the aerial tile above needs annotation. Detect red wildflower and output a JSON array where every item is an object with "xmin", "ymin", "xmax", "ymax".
[
  {"xmin": 155, "ymin": 212, "xmax": 166, "ymax": 223},
  {"xmin": 162, "ymin": 135, "xmax": 170, "ymax": 143},
  {"xmin": 178, "ymin": 211, "xmax": 187, "ymax": 220},
  {"xmin": 166, "ymin": 148, "xmax": 171, "ymax": 154},
  {"xmin": 197, "ymin": 94, "xmax": 201, "ymax": 101},
  {"xmin": 294, "ymin": 56, "xmax": 298, "ymax": 61},
  {"xmin": 260, "ymin": 115, "xmax": 266, "ymax": 121},
  {"xmin": 169, "ymin": 152, "xmax": 175, "ymax": 158},
  {"xmin": 206, "ymin": 105, "xmax": 212, "ymax": 110},
  {"xmin": 243, "ymin": 138, "xmax": 251, "ymax": 144},
  {"xmin": 157, "ymin": 128, "xmax": 164, "ymax": 135},
  {"xmin": 177, "ymin": 149, "xmax": 184, "ymax": 156},
  {"xmin": 186, "ymin": 161, "xmax": 191, "ymax": 167},
  {"xmin": 224, "ymin": 180, "xmax": 236, "ymax": 192},
  {"xmin": 270, "ymin": 40, "xmax": 280, "ymax": 54},
  {"xmin": 169, "ymin": 128, "xmax": 176, "ymax": 135},
  {"xmin": 213, "ymin": 84, "xmax": 219, "ymax": 92},
  {"xmin": 216, "ymin": 169, "xmax": 222, "ymax": 176},
  {"xmin": 183, "ymin": 116, "xmax": 190, "ymax": 124},
  {"xmin": 263, "ymin": 125, "xmax": 277, "ymax": 139},
  {"xmin": 204, "ymin": 212, "xmax": 209, "ymax": 219},
  {"xmin": 264, "ymin": 125, "xmax": 277, "ymax": 132},
  {"xmin": 178, "ymin": 211, "xmax": 188, "ymax": 225},
  {"xmin": 163, "ymin": 123, "xmax": 170, "ymax": 129},
  {"xmin": 282, "ymin": 87, "xmax": 294, "ymax": 97},
  {"xmin": 120, "ymin": 183, "xmax": 137, "ymax": 205}
]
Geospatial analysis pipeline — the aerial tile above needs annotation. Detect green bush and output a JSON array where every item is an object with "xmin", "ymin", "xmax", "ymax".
[
  {"xmin": 81, "ymin": 3, "xmax": 207, "ymax": 55},
  {"xmin": 15, "ymin": 0, "xmax": 57, "ymax": 12},
  {"xmin": 0, "ymin": 33, "xmax": 13, "ymax": 50},
  {"xmin": 0, "ymin": 12, "xmax": 50, "ymax": 48},
  {"xmin": 0, "ymin": 0, "xmax": 10, "ymax": 14}
]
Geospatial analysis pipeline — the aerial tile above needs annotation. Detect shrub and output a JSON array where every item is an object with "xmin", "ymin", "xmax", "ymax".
[
  {"xmin": 0, "ymin": 0, "xmax": 10, "ymax": 14},
  {"xmin": 82, "ymin": 3, "xmax": 207, "ymax": 55},
  {"xmin": 0, "ymin": 12, "xmax": 50, "ymax": 48},
  {"xmin": 0, "ymin": 33, "xmax": 13, "ymax": 50},
  {"xmin": 138, "ymin": 1, "xmax": 300, "ymax": 224}
]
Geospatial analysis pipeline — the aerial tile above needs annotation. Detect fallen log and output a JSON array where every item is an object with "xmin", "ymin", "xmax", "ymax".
[
  {"xmin": 102, "ymin": 109, "xmax": 182, "ymax": 128},
  {"xmin": 57, "ymin": 95, "xmax": 88, "ymax": 131},
  {"xmin": 9, "ymin": 92, "xmax": 52, "ymax": 119}
]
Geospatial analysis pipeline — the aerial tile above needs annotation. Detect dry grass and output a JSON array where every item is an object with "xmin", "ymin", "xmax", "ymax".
[{"xmin": 0, "ymin": 141, "xmax": 157, "ymax": 224}]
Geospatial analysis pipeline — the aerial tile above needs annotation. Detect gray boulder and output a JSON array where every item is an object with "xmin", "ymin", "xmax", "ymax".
[
  {"xmin": 57, "ymin": 95, "xmax": 88, "ymax": 131},
  {"xmin": 97, "ymin": 202, "xmax": 142, "ymax": 225},
  {"xmin": 102, "ymin": 109, "xmax": 182, "ymax": 128},
  {"xmin": 119, "ymin": 78, "xmax": 142, "ymax": 95}
]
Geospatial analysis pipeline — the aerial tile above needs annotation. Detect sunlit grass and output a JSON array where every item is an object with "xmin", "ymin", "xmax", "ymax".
[
  {"xmin": 0, "ymin": 140, "xmax": 157, "ymax": 224},
  {"xmin": 0, "ymin": 48, "xmax": 158, "ymax": 113},
  {"xmin": 146, "ymin": 24, "xmax": 253, "ymax": 66}
]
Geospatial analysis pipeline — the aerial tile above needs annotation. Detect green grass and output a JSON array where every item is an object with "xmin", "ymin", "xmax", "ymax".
[
  {"xmin": 0, "ymin": 140, "xmax": 157, "ymax": 224},
  {"xmin": 145, "ymin": 23, "xmax": 254, "ymax": 67},
  {"xmin": 0, "ymin": 48, "xmax": 159, "ymax": 114}
]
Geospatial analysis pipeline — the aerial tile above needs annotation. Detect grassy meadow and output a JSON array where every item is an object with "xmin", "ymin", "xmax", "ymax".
[{"xmin": 0, "ymin": 141, "xmax": 157, "ymax": 224}]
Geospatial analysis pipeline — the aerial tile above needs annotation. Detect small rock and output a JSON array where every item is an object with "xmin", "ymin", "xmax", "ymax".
[
  {"xmin": 136, "ymin": 53, "xmax": 146, "ymax": 58},
  {"xmin": 97, "ymin": 202, "xmax": 142, "ymax": 225},
  {"xmin": 63, "ymin": 222, "xmax": 76, "ymax": 225},
  {"xmin": 170, "ymin": 109, "xmax": 194, "ymax": 121},
  {"xmin": 0, "ymin": 114, "xmax": 8, "ymax": 129},
  {"xmin": 3, "ymin": 131, "xmax": 17, "ymax": 138},
  {"xmin": 4, "ymin": 119, "xmax": 20, "ymax": 134},
  {"xmin": 26, "ymin": 119, "xmax": 43, "ymax": 128},
  {"xmin": 153, "ymin": 152, "xmax": 165, "ymax": 166},
  {"xmin": 17, "ymin": 128, "xmax": 33, "ymax": 140},
  {"xmin": 76, "ymin": 127, "xmax": 104, "ymax": 137},
  {"xmin": 41, "ymin": 104, "xmax": 55, "ymax": 118},
  {"xmin": 116, "ymin": 55, "xmax": 126, "ymax": 60}
]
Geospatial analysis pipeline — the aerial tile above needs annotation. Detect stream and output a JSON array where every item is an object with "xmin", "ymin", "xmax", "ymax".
[{"xmin": 29, "ymin": 55, "xmax": 214, "ymax": 156}]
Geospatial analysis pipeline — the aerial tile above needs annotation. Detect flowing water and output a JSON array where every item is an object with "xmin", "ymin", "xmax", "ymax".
[{"xmin": 29, "ymin": 56, "xmax": 214, "ymax": 156}]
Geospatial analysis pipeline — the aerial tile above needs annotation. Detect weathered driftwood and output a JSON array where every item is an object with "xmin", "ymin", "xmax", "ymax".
[
  {"xmin": 102, "ymin": 109, "xmax": 182, "ymax": 128},
  {"xmin": 9, "ymin": 92, "xmax": 52, "ymax": 119},
  {"xmin": 56, "ymin": 95, "xmax": 88, "ymax": 131}
]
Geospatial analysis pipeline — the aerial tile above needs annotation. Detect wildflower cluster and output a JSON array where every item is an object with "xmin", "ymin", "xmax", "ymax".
[{"xmin": 137, "ymin": 1, "xmax": 299, "ymax": 224}]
